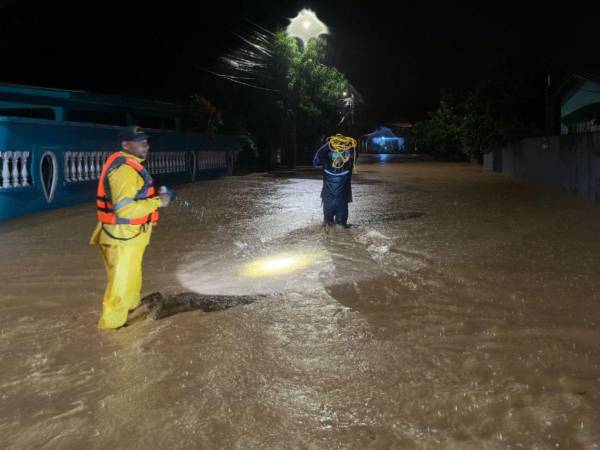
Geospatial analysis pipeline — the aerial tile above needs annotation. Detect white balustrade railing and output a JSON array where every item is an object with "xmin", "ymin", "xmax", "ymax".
[
  {"xmin": 0, "ymin": 151, "xmax": 31, "ymax": 189},
  {"xmin": 64, "ymin": 151, "xmax": 110, "ymax": 183},
  {"xmin": 197, "ymin": 151, "xmax": 227, "ymax": 170},
  {"xmin": 2, "ymin": 150, "xmax": 193, "ymax": 188},
  {"xmin": 145, "ymin": 152, "xmax": 187, "ymax": 175}
]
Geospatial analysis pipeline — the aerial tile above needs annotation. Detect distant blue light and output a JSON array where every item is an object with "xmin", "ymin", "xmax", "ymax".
[
  {"xmin": 373, "ymin": 136, "xmax": 403, "ymax": 144},
  {"xmin": 365, "ymin": 126, "xmax": 406, "ymax": 153},
  {"xmin": 371, "ymin": 136, "xmax": 405, "ymax": 150}
]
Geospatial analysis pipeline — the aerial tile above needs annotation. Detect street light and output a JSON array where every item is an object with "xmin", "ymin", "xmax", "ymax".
[
  {"xmin": 283, "ymin": 9, "xmax": 329, "ymax": 168},
  {"xmin": 286, "ymin": 9, "xmax": 328, "ymax": 47}
]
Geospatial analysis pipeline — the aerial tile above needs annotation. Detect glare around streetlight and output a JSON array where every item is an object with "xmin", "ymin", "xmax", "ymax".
[{"xmin": 286, "ymin": 9, "xmax": 329, "ymax": 46}]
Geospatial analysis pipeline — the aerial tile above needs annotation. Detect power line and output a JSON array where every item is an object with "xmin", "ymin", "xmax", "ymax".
[{"xmin": 197, "ymin": 66, "xmax": 280, "ymax": 93}]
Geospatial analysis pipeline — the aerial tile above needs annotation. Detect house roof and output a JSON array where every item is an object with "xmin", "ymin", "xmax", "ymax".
[
  {"xmin": 0, "ymin": 82, "xmax": 187, "ymax": 114},
  {"xmin": 366, "ymin": 126, "xmax": 398, "ymax": 137},
  {"xmin": 553, "ymin": 73, "xmax": 600, "ymax": 98}
]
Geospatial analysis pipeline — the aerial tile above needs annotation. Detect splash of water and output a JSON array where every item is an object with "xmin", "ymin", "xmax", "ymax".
[{"xmin": 172, "ymin": 196, "xmax": 205, "ymax": 222}]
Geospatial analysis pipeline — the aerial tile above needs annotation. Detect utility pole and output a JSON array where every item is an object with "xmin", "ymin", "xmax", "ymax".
[
  {"xmin": 545, "ymin": 74, "xmax": 552, "ymax": 138},
  {"xmin": 542, "ymin": 74, "xmax": 552, "ymax": 150}
]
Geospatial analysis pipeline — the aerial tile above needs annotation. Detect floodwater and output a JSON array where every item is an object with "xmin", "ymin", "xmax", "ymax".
[{"xmin": 1, "ymin": 158, "xmax": 600, "ymax": 449}]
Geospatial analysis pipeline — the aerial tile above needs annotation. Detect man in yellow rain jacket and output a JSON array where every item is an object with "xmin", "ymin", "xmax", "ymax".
[{"xmin": 90, "ymin": 126, "xmax": 173, "ymax": 329}]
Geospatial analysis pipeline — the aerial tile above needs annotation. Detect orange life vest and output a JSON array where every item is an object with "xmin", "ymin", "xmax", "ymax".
[{"xmin": 96, "ymin": 152, "xmax": 159, "ymax": 225}]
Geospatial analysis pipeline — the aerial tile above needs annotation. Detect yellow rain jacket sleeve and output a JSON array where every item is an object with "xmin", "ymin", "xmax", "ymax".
[{"xmin": 90, "ymin": 153, "xmax": 162, "ymax": 247}]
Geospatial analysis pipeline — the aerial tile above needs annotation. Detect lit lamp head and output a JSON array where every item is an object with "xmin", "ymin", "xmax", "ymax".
[{"xmin": 286, "ymin": 9, "xmax": 329, "ymax": 47}]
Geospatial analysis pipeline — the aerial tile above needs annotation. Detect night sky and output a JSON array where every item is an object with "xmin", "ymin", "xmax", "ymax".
[{"xmin": 1, "ymin": 0, "xmax": 598, "ymax": 126}]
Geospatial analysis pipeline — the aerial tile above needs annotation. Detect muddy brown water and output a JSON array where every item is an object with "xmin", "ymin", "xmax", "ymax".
[{"xmin": 1, "ymin": 159, "xmax": 599, "ymax": 449}]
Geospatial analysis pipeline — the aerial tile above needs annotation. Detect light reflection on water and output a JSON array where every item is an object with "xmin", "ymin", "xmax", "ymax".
[{"xmin": 1, "ymin": 162, "xmax": 600, "ymax": 448}]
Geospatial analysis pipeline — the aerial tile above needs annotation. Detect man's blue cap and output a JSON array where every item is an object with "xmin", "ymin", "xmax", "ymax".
[{"xmin": 119, "ymin": 126, "xmax": 150, "ymax": 142}]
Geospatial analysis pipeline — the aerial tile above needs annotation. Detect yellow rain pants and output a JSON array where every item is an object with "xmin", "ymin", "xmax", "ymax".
[
  {"xmin": 90, "ymin": 151, "xmax": 162, "ymax": 329},
  {"xmin": 97, "ymin": 244, "xmax": 147, "ymax": 329}
]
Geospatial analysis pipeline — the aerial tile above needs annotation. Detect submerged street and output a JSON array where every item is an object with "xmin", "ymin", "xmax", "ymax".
[{"xmin": 1, "ymin": 159, "xmax": 600, "ymax": 449}]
